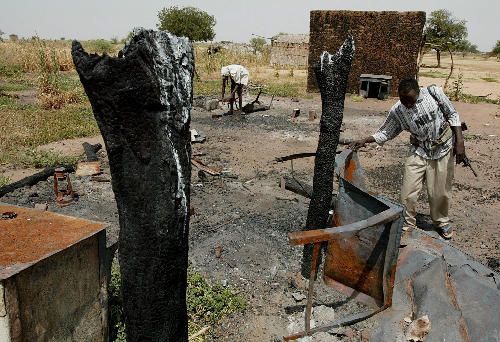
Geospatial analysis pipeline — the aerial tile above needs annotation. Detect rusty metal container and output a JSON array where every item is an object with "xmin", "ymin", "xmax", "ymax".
[{"xmin": 0, "ymin": 203, "xmax": 108, "ymax": 342}]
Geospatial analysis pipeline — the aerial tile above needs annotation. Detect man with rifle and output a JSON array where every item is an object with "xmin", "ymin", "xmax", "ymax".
[{"xmin": 350, "ymin": 78, "xmax": 474, "ymax": 239}]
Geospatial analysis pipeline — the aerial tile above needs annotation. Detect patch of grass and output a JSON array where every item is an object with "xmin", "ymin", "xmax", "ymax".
[
  {"xmin": 194, "ymin": 79, "xmax": 220, "ymax": 96},
  {"xmin": 463, "ymin": 133, "xmax": 483, "ymax": 141},
  {"xmin": 350, "ymin": 94, "xmax": 364, "ymax": 102},
  {"xmin": 0, "ymin": 96, "xmax": 99, "ymax": 166},
  {"xmin": 109, "ymin": 260, "xmax": 126, "ymax": 342},
  {"xmin": 455, "ymin": 93, "xmax": 500, "ymax": 105},
  {"xmin": 0, "ymin": 176, "xmax": 11, "ymax": 187},
  {"xmin": 419, "ymin": 70, "xmax": 449, "ymax": 78},
  {"xmin": 264, "ymin": 83, "xmax": 300, "ymax": 97},
  {"xmin": 0, "ymin": 80, "xmax": 32, "ymax": 92},
  {"xmin": 187, "ymin": 268, "xmax": 246, "ymax": 326},
  {"xmin": 480, "ymin": 77, "xmax": 497, "ymax": 83},
  {"xmin": 15, "ymin": 150, "xmax": 79, "ymax": 168},
  {"xmin": 0, "ymin": 63, "xmax": 23, "ymax": 78},
  {"xmin": 108, "ymin": 260, "xmax": 246, "ymax": 342},
  {"xmin": 82, "ymin": 39, "xmax": 118, "ymax": 55}
]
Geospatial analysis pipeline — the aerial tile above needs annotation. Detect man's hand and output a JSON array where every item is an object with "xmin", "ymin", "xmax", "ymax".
[
  {"xmin": 451, "ymin": 125, "xmax": 466, "ymax": 164},
  {"xmin": 348, "ymin": 136, "xmax": 375, "ymax": 151},
  {"xmin": 454, "ymin": 139, "xmax": 465, "ymax": 164}
]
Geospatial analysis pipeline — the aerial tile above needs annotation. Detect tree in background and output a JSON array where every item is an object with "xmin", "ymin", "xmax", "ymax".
[
  {"xmin": 424, "ymin": 9, "xmax": 467, "ymax": 67},
  {"xmin": 157, "ymin": 6, "xmax": 216, "ymax": 42},
  {"xmin": 0, "ymin": 29, "xmax": 4, "ymax": 42},
  {"xmin": 491, "ymin": 40, "xmax": 500, "ymax": 56},
  {"xmin": 250, "ymin": 37, "xmax": 266, "ymax": 54},
  {"xmin": 455, "ymin": 39, "xmax": 479, "ymax": 57}
]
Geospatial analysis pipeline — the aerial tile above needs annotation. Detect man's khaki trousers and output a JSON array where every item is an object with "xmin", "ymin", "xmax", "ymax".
[{"xmin": 400, "ymin": 150, "xmax": 454, "ymax": 229}]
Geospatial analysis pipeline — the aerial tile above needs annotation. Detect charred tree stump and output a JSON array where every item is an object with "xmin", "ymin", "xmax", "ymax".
[
  {"xmin": 72, "ymin": 29, "xmax": 193, "ymax": 341},
  {"xmin": 301, "ymin": 36, "xmax": 355, "ymax": 277},
  {"xmin": 82, "ymin": 142, "xmax": 102, "ymax": 161}
]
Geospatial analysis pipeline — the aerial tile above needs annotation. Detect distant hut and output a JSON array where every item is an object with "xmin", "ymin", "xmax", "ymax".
[{"xmin": 270, "ymin": 34, "xmax": 309, "ymax": 68}]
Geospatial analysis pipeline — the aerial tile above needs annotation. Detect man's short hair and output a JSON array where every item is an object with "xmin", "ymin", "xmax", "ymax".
[{"xmin": 398, "ymin": 78, "xmax": 419, "ymax": 95}]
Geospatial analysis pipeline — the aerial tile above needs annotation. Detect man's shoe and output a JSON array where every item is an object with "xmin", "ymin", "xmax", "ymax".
[{"xmin": 437, "ymin": 224, "xmax": 454, "ymax": 239}]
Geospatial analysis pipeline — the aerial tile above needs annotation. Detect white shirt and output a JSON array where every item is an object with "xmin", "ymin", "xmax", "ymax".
[
  {"xmin": 221, "ymin": 64, "xmax": 249, "ymax": 86},
  {"xmin": 372, "ymin": 86, "xmax": 461, "ymax": 160}
]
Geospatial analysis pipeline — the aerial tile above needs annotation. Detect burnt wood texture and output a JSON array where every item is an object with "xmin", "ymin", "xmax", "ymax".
[
  {"xmin": 72, "ymin": 29, "xmax": 193, "ymax": 341},
  {"xmin": 302, "ymin": 36, "xmax": 355, "ymax": 277}
]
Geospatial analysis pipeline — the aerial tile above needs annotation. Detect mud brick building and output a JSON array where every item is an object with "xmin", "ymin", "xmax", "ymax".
[
  {"xmin": 270, "ymin": 34, "xmax": 309, "ymax": 68},
  {"xmin": 307, "ymin": 11, "xmax": 426, "ymax": 96}
]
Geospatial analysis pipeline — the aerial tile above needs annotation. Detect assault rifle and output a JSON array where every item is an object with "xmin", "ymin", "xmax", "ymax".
[{"xmin": 428, "ymin": 86, "xmax": 479, "ymax": 178}]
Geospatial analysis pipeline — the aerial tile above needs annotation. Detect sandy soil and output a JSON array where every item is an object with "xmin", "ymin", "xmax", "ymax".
[
  {"xmin": 1, "ymin": 94, "xmax": 499, "ymax": 341},
  {"xmin": 420, "ymin": 54, "xmax": 500, "ymax": 99}
]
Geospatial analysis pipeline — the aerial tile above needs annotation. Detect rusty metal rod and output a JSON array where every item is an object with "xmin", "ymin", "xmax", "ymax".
[
  {"xmin": 305, "ymin": 243, "xmax": 321, "ymax": 333},
  {"xmin": 284, "ymin": 309, "xmax": 382, "ymax": 341},
  {"xmin": 289, "ymin": 208, "xmax": 401, "ymax": 245}
]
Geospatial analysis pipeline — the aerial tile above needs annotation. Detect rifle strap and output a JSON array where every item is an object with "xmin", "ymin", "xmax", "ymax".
[{"xmin": 427, "ymin": 85, "xmax": 449, "ymax": 121}]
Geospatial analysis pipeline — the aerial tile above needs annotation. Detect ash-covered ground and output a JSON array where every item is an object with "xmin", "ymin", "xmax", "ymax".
[{"xmin": 2, "ymin": 95, "xmax": 499, "ymax": 340}]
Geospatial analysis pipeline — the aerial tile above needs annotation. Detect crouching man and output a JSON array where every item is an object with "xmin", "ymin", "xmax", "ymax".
[
  {"xmin": 220, "ymin": 64, "xmax": 249, "ymax": 115},
  {"xmin": 349, "ymin": 78, "xmax": 465, "ymax": 239}
]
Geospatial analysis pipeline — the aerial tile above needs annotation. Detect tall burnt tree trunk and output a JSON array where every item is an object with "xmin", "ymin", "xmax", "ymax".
[
  {"xmin": 72, "ymin": 29, "xmax": 193, "ymax": 341},
  {"xmin": 301, "ymin": 36, "xmax": 355, "ymax": 277}
]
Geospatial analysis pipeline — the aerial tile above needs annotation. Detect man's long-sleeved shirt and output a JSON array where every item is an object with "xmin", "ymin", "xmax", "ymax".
[{"xmin": 372, "ymin": 86, "xmax": 461, "ymax": 160}]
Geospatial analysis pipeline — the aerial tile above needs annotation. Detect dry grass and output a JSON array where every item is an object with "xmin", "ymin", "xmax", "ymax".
[
  {"xmin": 0, "ymin": 40, "xmax": 74, "ymax": 73},
  {"xmin": 2, "ymin": 39, "xmax": 499, "ymax": 168},
  {"xmin": 0, "ymin": 94, "xmax": 99, "ymax": 166}
]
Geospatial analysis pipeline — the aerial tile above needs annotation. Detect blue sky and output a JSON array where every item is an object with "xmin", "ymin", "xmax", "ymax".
[{"xmin": 1, "ymin": 0, "xmax": 498, "ymax": 51}]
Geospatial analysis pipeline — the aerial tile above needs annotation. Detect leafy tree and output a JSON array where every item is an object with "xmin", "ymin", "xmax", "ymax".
[
  {"xmin": 424, "ymin": 9, "xmax": 467, "ymax": 67},
  {"xmin": 157, "ymin": 6, "xmax": 215, "ymax": 42},
  {"xmin": 0, "ymin": 29, "xmax": 4, "ymax": 42},
  {"xmin": 250, "ymin": 37, "xmax": 266, "ymax": 54},
  {"xmin": 491, "ymin": 40, "xmax": 500, "ymax": 56},
  {"xmin": 455, "ymin": 39, "xmax": 479, "ymax": 56}
]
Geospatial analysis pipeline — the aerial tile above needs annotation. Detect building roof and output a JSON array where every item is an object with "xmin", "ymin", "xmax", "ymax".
[
  {"xmin": 272, "ymin": 34, "xmax": 309, "ymax": 44},
  {"xmin": 360, "ymin": 74, "xmax": 393, "ymax": 80}
]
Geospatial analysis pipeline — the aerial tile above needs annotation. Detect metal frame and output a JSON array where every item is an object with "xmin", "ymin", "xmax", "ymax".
[{"xmin": 283, "ymin": 150, "xmax": 404, "ymax": 340}]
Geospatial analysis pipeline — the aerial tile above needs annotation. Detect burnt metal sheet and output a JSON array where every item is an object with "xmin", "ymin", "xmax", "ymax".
[
  {"xmin": 323, "ymin": 178, "xmax": 404, "ymax": 308},
  {"xmin": 285, "ymin": 177, "xmax": 404, "ymax": 340},
  {"xmin": 0, "ymin": 203, "xmax": 106, "ymax": 280},
  {"xmin": 334, "ymin": 149, "xmax": 366, "ymax": 189}
]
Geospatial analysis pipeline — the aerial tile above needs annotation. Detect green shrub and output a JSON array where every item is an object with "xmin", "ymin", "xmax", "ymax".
[
  {"xmin": 16, "ymin": 150, "xmax": 79, "ymax": 168},
  {"xmin": 0, "ymin": 63, "xmax": 23, "ymax": 77},
  {"xmin": 0, "ymin": 176, "xmax": 11, "ymax": 187},
  {"xmin": 84, "ymin": 39, "xmax": 115, "ymax": 55},
  {"xmin": 108, "ymin": 260, "xmax": 246, "ymax": 342}
]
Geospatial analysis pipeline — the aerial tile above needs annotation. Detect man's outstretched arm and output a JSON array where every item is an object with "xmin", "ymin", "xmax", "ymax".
[{"xmin": 349, "ymin": 109, "xmax": 402, "ymax": 150}]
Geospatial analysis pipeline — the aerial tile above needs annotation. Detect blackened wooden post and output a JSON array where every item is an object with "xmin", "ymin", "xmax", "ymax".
[
  {"xmin": 72, "ymin": 29, "xmax": 193, "ymax": 341},
  {"xmin": 302, "ymin": 36, "xmax": 355, "ymax": 277}
]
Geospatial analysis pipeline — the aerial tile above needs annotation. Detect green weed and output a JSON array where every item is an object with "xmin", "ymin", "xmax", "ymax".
[
  {"xmin": 350, "ymin": 94, "xmax": 364, "ymax": 102},
  {"xmin": 108, "ymin": 260, "xmax": 246, "ymax": 342},
  {"xmin": 480, "ymin": 77, "xmax": 497, "ymax": 83},
  {"xmin": 419, "ymin": 70, "xmax": 449, "ymax": 78},
  {"xmin": 0, "ymin": 80, "xmax": 32, "ymax": 92},
  {"xmin": 15, "ymin": 150, "xmax": 79, "ymax": 168},
  {"xmin": 0, "ymin": 176, "xmax": 11, "ymax": 187}
]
